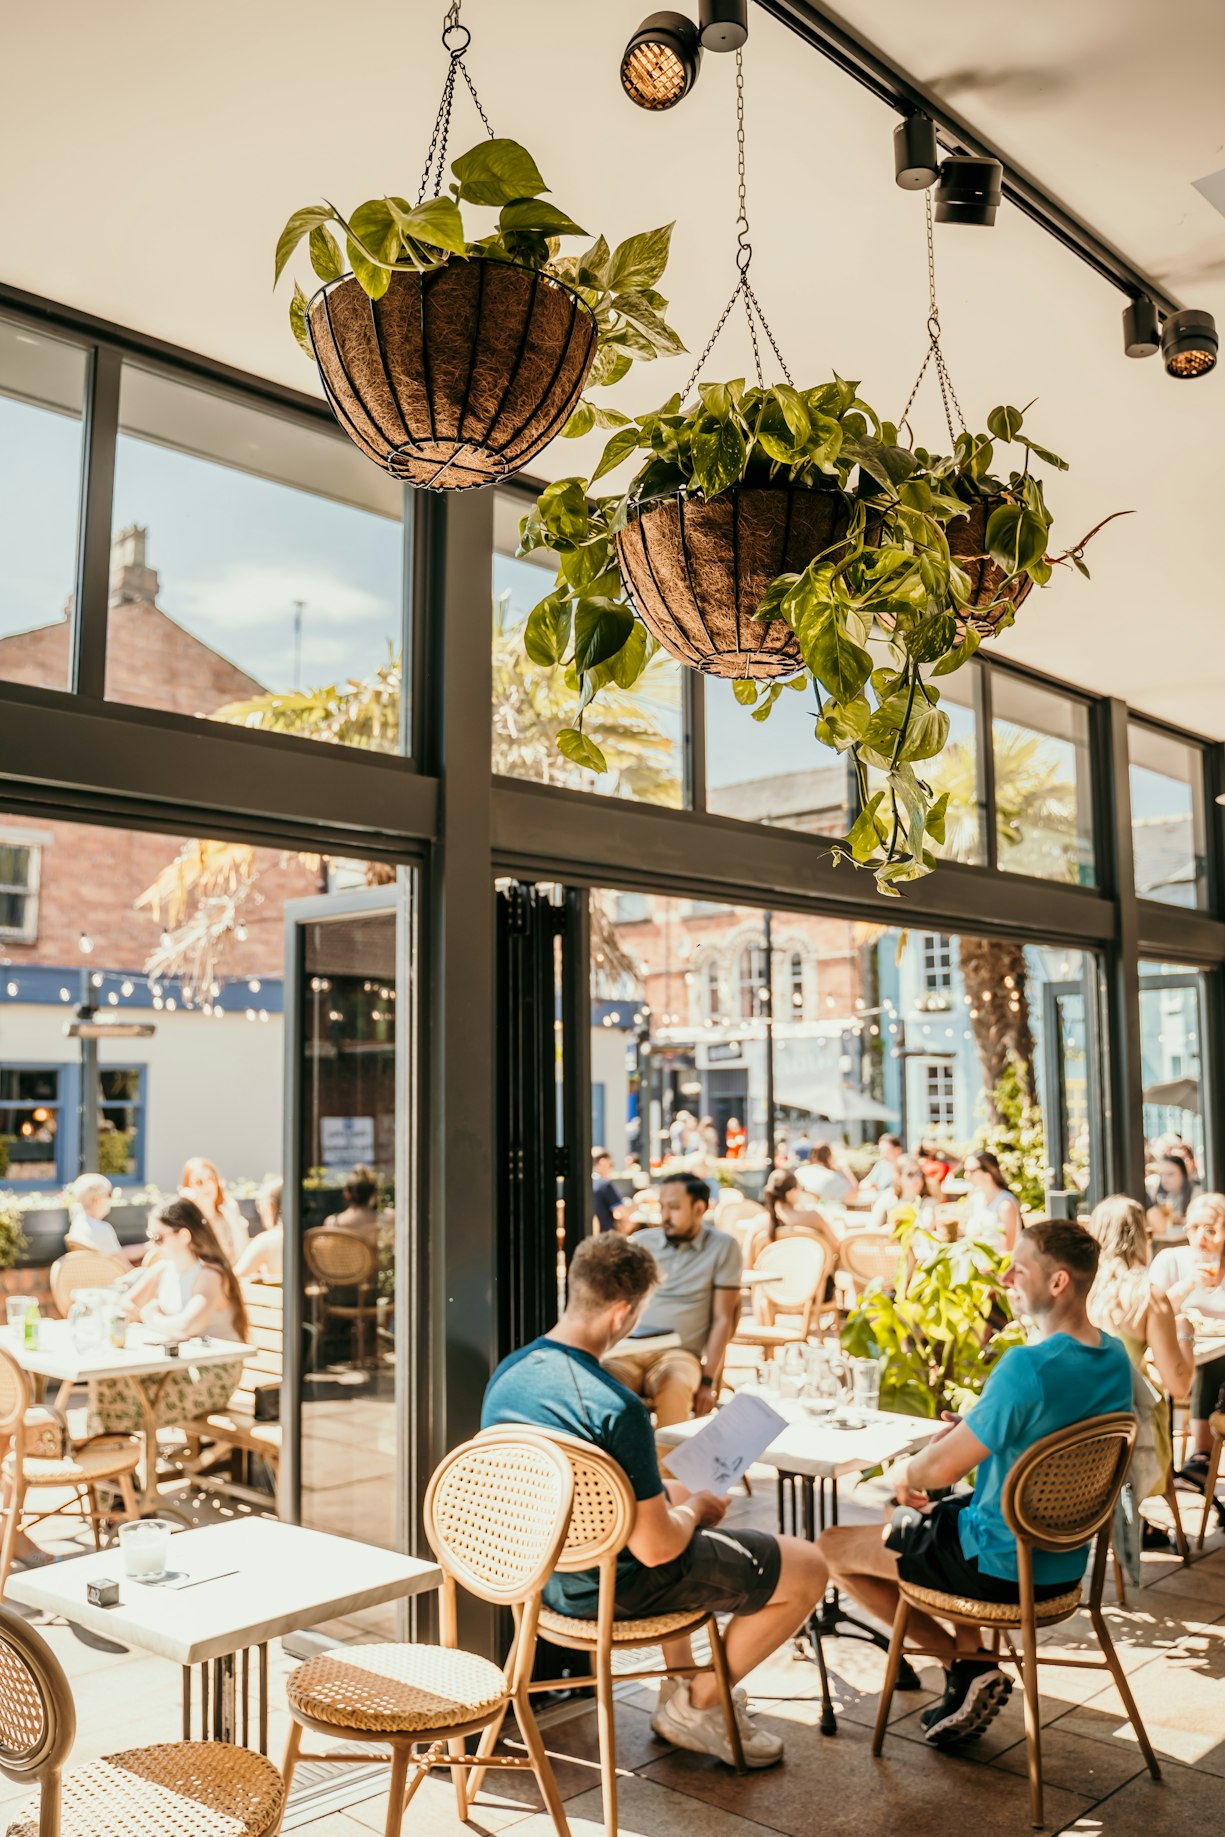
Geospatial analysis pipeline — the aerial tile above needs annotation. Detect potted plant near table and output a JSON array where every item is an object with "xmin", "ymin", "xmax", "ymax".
[
  {"xmin": 519, "ymin": 382, "xmax": 1110, "ymax": 892},
  {"xmin": 0, "ymin": 1193, "xmax": 28, "ymax": 1294},
  {"xmin": 274, "ymin": 136, "xmax": 682, "ymax": 490}
]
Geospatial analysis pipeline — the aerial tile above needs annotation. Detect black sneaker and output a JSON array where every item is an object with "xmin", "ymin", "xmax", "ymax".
[
  {"xmin": 921, "ymin": 1660, "xmax": 1013, "ymax": 1744},
  {"xmin": 1177, "ymin": 1453, "xmax": 1210, "ymax": 1492}
]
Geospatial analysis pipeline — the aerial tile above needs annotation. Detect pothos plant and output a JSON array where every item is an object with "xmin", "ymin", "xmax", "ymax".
[
  {"xmin": 274, "ymin": 136, "xmax": 683, "ymax": 378},
  {"xmin": 519, "ymin": 379, "xmax": 1109, "ymax": 894}
]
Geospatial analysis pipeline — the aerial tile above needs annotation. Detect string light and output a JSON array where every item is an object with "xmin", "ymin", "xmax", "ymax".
[{"xmin": 79, "ymin": 934, "xmax": 93, "ymax": 954}]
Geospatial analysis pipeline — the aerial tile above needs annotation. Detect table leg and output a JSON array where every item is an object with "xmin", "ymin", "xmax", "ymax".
[
  {"xmin": 259, "ymin": 1642, "xmax": 269, "ymax": 1756},
  {"xmin": 182, "ymin": 1666, "xmax": 192, "ymax": 1740},
  {"xmin": 242, "ymin": 1646, "xmax": 250, "ymax": 1748},
  {"xmin": 201, "ymin": 1660, "xmax": 210, "ymax": 1737},
  {"xmin": 213, "ymin": 1652, "xmax": 237, "ymax": 1742}
]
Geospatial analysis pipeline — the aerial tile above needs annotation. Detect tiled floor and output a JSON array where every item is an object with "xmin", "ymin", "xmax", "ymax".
[{"xmin": 5, "ymin": 1463, "xmax": 1222, "ymax": 1837}]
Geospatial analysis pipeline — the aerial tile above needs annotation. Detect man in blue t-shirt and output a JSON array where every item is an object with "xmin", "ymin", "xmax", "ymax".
[
  {"xmin": 482, "ymin": 1232, "xmax": 824, "ymax": 1770},
  {"xmin": 812, "ymin": 1219, "xmax": 1133, "ymax": 1747}
]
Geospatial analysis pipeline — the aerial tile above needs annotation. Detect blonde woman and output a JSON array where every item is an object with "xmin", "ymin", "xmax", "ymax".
[
  {"xmin": 1150, "ymin": 1191, "xmax": 1225, "ymax": 1482},
  {"xmin": 1089, "ymin": 1195, "xmax": 1193, "ymax": 1544},
  {"xmin": 180, "ymin": 1156, "xmax": 249, "ymax": 1267},
  {"xmin": 64, "ymin": 1174, "xmax": 124, "ymax": 1260}
]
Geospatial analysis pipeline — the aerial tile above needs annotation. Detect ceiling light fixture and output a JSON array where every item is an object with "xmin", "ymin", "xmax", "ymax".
[
  {"xmin": 934, "ymin": 154, "xmax": 1003, "ymax": 227},
  {"xmin": 1161, "ymin": 308, "xmax": 1218, "ymax": 379},
  {"xmin": 620, "ymin": 2, "xmax": 746, "ymax": 111},
  {"xmin": 1122, "ymin": 298, "xmax": 1160, "ymax": 358},
  {"xmin": 893, "ymin": 115, "xmax": 938, "ymax": 191}
]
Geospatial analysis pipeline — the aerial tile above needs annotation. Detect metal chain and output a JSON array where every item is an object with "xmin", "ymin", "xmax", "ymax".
[
  {"xmin": 899, "ymin": 189, "xmax": 967, "ymax": 446},
  {"xmin": 416, "ymin": 0, "xmax": 495, "ymax": 207},
  {"xmin": 682, "ymin": 49, "xmax": 793, "ymax": 397}
]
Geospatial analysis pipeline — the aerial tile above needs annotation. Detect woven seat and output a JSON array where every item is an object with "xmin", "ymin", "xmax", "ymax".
[
  {"xmin": 281, "ymin": 1432, "xmax": 575, "ymax": 1837},
  {"xmin": 898, "ymin": 1581, "xmax": 1083, "ymax": 1625},
  {"xmin": 288, "ymin": 1645, "xmax": 507, "ymax": 1733},
  {"xmin": 539, "ymin": 1606, "xmax": 706, "ymax": 1645},
  {"xmin": 732, "ymin": 1322, "xmax": 812, "ymax": 1346},
  {"xmin": 5, "ymin": 1742, "xmax": 283, "ymax": 1837},
  {"xmin": 4, "ymin": 1439, "xmax": 141, "ymax": 1486},
  {"xmin": 732, "ymin": 1236, "xmax": 835, "ymax": 1355}
]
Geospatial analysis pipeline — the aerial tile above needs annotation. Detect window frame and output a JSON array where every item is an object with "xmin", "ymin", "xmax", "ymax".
[{"xmin": 0, "ymin": 829, "xmax": 43, "ymax": 943}]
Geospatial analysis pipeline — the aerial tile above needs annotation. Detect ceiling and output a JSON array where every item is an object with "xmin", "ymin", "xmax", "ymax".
[{"xmin": 3, "ymin": 1, "xmax": 1223, "ymax": 731}]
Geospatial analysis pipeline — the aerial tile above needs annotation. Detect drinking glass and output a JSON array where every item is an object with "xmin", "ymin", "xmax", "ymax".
[
  {"xmin": 68, "ymin": 1291, "xmax": 104, "ymax": 1353},
  {"xmin": 800, "ymin": 1348, "xmax": 843, "ymax": 1419},
  {"xmin": 846, "ymin": 1356, "xmax": 882, "ymax": 1425},
  {"xmin": 119, "ymin": 1518, "xmax": 173, "ymax": 1581},
  {"xmin": 5, "ymin": 1298, "xmax": 30, "ymax": 1335},
  {"xmin": 779, "ymin": 1342, "xmax": 806, "ymax": 1398}
]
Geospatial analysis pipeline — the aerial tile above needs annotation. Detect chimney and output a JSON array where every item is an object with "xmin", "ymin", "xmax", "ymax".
[{"xmin": 109, "ymin": 525, "xmax": 160, "ymax": 607}]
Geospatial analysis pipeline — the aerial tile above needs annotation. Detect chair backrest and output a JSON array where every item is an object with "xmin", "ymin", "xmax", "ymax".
[
  {"xmin": 49, "ymin": 1251, "xmax": 129, "ymax": 1318},
  {"xmin": 232, "ymin": 1279, "xmax": 283, "ymax": 1416},
  {"xmin": 1001, "ymin": 1412, "xmax": 1137, "ymax": 1554},
  {"xmin": 0, "ymin": 1346, "xmax": 31, "ymax": 1441},
  {"xmin": 751, "ymin": 1234, "xmax": 832, "ymax": 1313},
  {"xmin": 717, "ymin": 1198, "xmax": 765, "ymax": 1235},
  {"xmin": 423, "ymin": 1432, "xmax": 573, "ymax": 1607},
  {"xmin": 839, "ymin": 1233, "xmax": 902, "ymax": 1291},
  {"xmin": 0, "ymin": 1604, "xmax": 75, "ymax": 1796},
  {"xmin": 303, "ymin": 1228, "xmax": 377, "ymax": 1286},
  {"xmin": 477, "ymin": 1424, "xmax": 637, "ymax": 1571}
]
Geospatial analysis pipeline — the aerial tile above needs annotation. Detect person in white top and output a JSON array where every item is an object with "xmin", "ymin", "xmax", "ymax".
[
  {"xmin": 1150, "ymin": 1191, "xmax": 1225, "ymax": 1480},
  {"xmin": 865, "ymin": 1134, "xmax": 905, "ymax": 1195},
  {"xmin": 235, "ymin": 1177, "xmax": 284, "ymax": 1283},
  {"xmin": 121, "ymin": 1197, "xmax": 247, "ymax": 1344},
  {"xmin": 798, "ymin": 1142, "xmax": 859, "ymax": 1206},
  {"xmin": 962, "ymin": 1151, "xmax": 1022, "ymax": 1256},
  {"xmin": 63, "ymin": 1174, "xmax": 124, "ymax": 1260},
  {"xmin": 180, "ymin": 1156, "xmax": 250, "ymax": 1268}
]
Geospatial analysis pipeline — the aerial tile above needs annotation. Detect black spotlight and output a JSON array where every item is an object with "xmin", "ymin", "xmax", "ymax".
[
  {"xmin": 699, "ymin": 0, "xmax": 748, "ymax": 49},
  {"xmin": 894, "ymin": 116, "xmax": 938, "ymax": 190},
  {"xmin": 934, "ymin": 154, "xmax": 1004, "ymax": 227},
  {"xmin": 1161, "ymin": 308, "xmax": 1218, "ymax": 379},
  {"xmin": 621, "ymin": 11, "xmax": 702, "ymax": 109},
  {"xmin": 1122, "ymin": 298, "xmax": 1160, "ymax": 359}
]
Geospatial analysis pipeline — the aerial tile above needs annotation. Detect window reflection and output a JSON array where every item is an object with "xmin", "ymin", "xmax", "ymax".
[
  {"xmin": 1140, "ymin": 962, "xmax": 1206, "ymax": 1180},
  {"xmin": 1129, "ymin": 724, "xmax": 1207, "ymax": 908},
  {"xmin": 992, "ymin": 676, "xmax": 1095, "ymax": 885},
  {"xmin": 705, "ymin": 675, "xmax": 851, "ymax": 836}
]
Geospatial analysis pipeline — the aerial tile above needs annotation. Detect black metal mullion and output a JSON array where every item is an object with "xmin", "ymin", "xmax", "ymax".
[
  {"xmin": 1095, "ymin": 697, "xmax": 1144, "ymax": 1198},
  {"xmin": 684, "ymin": 669, "xmax": 707, "ymax": 814},
  {"xmin": 70, "ymin": 344, "xmax": 120, "ymax": 699}
]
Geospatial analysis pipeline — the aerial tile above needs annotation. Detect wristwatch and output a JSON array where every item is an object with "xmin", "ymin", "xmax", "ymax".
[{"xmin": 698, "ymin": 1374, "xmax": 714, "ymax": 1388}]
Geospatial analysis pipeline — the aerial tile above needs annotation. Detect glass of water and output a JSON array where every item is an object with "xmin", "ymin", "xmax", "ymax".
[{"xmin": 846, "ymin": 1356, "xmax": 882, "ymax": 1425}]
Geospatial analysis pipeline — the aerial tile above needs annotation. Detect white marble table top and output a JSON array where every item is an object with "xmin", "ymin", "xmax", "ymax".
[
  {"xmin": 0, "ymin": 1320, "xmax": 255, "ymax": 1383},
  {"xmin": 1192, "ymin": 1331, "xmax": 1225, "ymax": 1368},
  {"xmin": 5, "ymin": 1517, "xmax": 442, "ymax": 1664},
  {"xmin": 656, "ymin": 1395, "xmax": 940, "ymax": 1480}
]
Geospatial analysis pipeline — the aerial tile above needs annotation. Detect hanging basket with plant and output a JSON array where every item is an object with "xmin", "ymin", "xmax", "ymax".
[
  {"xmin": 273, "ymin": 3, "xmax": 683, "ymax": 490},
  {"xmin": 517, "ymin": 60, "xmax": 1125, "ymax": 891}
]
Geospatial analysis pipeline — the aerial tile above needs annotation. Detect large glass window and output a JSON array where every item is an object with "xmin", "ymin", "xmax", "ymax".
[
  {"xmin": 992, "ymin": 675, "xmax": 1095, "ymax": 886},
  {"xmin": 926, "ymin": 665, "xmax": 985, "ymax": 865},
  {"xmin": 1129, "ymin": 724, "xmax": 1207, "ymax": 908},
  {"xmin": 705, "ymin": 675, "xmax": 852, "ymax": 837},
  {"xmin": 0, "ymin": 321, "xmax": 88, "ymax": 691},
  {"xmin": 1140, "ymin": 961, "xmax": 1206, "ymax": 1179},
  {"xmin": 108, "ymin": 366, "xmax": 406, "ymax": 751},
  {"xmin": 492, "ymin": 489, "xmax": 683, "ymax": 805}
]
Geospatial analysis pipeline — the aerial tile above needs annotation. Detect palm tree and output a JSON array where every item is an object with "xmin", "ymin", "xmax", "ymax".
[{"xmin": 136, "ymin": 601, "xmax": 680, "ymax": 995}]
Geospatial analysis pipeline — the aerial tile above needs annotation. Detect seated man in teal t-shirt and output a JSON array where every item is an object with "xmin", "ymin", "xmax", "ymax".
[
  {"xmin": 812, "ymin": 1219, "xmax": 1132, "ymax": 1747},
  {"xmin": 482, "ymin": 1232, "xmax": 825, "ymax": 1771}
]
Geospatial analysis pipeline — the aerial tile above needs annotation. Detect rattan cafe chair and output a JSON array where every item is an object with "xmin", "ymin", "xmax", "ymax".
[
  {"xmin": 0, "ymin": 1603, "xmax": 284, "ymax": 1837},
  {"xmin": 303, "ymin": 1228, "xmax": 385, "ymax": 1367},
  {"xmin": 732, "ymin": 1234, "xmax": 836, "ymax": 1355},
  {"xmin": 281, "ymin": 1431, "xmax": 574, "ymax": 1837},
  {"xmin": 837, "ymin": 1231, "xmax": 904, "ymax": 1297},
  {"xmin": 1196, "ymin": 1407, "xmax": 1225, "ymax": 1550},
  {"xmin": 48, "ymin": 1251, "xmax": 131, "ymax": 1320},
  {"xmin": 872, "ymin": 1412, "xmax": 1160, "ymax": 1829},
  {"xmin": 0, "ymin": 1344, "xmax": 140, "ymax": 1600},
  {"xmin": 474, "ymin": 1424, "xmax": 745, "ymax": 1837}
]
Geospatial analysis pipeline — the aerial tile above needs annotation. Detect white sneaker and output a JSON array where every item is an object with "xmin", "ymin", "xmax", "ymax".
[{"xmin": 652, "ymin": 1680, "xmax": 784, "ymax": 1768}]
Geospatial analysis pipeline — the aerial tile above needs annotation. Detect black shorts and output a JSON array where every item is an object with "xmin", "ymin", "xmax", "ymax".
[
  {"xmin": 894, "ymin": 1496, "xmax": 1071, "ymax": 1605},
  {"xmin": 614, "ymin": 1527, "xmax": 782, "ymax": 1620}
]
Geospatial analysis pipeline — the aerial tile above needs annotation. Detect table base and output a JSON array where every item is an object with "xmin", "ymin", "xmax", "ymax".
[
  {"xmin": 776, "ymin": 1472, "xmax": 921, "ymax": 1735},
  {"xmin": 182, "ymin": 1643, "xmax": 269, "ymax": 1749}
]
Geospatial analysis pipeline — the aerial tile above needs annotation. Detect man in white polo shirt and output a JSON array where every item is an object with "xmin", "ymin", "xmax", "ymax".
[{"xmin": 603, "ymin": 1172, "xmax": 742, "ymax": 1425}]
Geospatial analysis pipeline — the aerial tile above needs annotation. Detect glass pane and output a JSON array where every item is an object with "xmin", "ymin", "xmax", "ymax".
[
  {"xmin": 1140, "ymin": 961, "xmax": 1206, "ymax": 1197},
  {"xmin": 926, "ymin": 665, "xmax": 985, "ymax": 864},
  {"xmin": 1129, "ymin": 724, "xmax": 1207, "ymax": 908},
  {"xmin": 705, "ymin": 676, "xmax": 851, "ymax": 836},
  {"xmin": 109, "ymin": 366, "xmax": 406, "ymax": 751},
  {"xmin": 299, "ymin": 911, "xmax": 398, "ymax": 1559},
  {"xmin": 0, "ymin": 320, "xmax": 87, "ymax": 690},
  {"xmin": 492, "ymin": 487, "xmax": 683, "ymax": 806},
  {"xmin": 992, "ymin": 675, "xmax": 1095, "ymax": 885}
]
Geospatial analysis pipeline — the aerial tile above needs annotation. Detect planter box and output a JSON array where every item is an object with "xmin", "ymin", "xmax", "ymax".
[{"xmin": 15, "ymin": 1207, "xmax": 70, "ymax": 1268}]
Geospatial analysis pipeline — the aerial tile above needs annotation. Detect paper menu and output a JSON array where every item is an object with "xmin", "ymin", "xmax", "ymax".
[{"xmin": 661, "ymin": 1392, "xmax": 788, "ymax": 1495}]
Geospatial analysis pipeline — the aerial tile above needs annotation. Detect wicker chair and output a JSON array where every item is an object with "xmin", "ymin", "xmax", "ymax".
[
  {"xmin": 48, "ymin": 1251, "xmax": 130, "ymax": 1320},
  {"xmin": 732, "ymin": 1235, "xmax": 836, "ymax": 1355},
  {"xmin": 303, "ymin": 1228, "xmax": 386, "ymax": 1367},
  {"xmin": 1197, "ymin": 1406, "xmax": 1225, "ymax": 1549},
  {"xmin": 473, "ymin": 1424, "xmax": 744, "ymax": 1837},
  {"xmin": 838, "ymin": 1232, "xmax": 904, "ymax": 1300},
  {"xmin": 872, "ymin": 1413, "xmax": 1160, "ymax": 1829},
  {"xmin": 281, "ymin": 1431, "xmax": 574, "ymax": 1837},
  {"xmin": 0, "ymin": 1344, "xmax": 140, "ymax": 1599},
  {"xmin": 0, "ymin": 1602, "xmax": 283, "ymax": 1836}
]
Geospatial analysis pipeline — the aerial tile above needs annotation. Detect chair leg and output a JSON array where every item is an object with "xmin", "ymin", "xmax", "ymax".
[
  {"xmin": 871, "ymin": 1597, "xmax": 912, "ymax": 1756},
  {"xmin": 117, "ymin": 1470, "xmax": 139, "ymax": 1522},
  {"xmin": 464, "ymin": 1702, "xmax": 509, "ymax": 1807},
  {"xmin": 1018, "ymin": 1610, "xmax": 1044, "ymax": 1830},
  {"xmin": 1112, "ymin": 1544, "xmax": 1127, "ymax": 1607},
  {"xmin": 1165, "ymin": 1473, "xmax": 1190, "ymax": 1563},
  {"xmin": 1198, "ymin": 1433, "xmax": 1222, "ymax": 1551},
  {"xmin": 280, "ymin": 1719, "xmax": 303, "ymax": 1797},
  {"xmin": 0, "ymin": 1476, "xmax": 25, "ymax": 1599},
  {"xmin": 383, "ymin": 1742, "xmax": 412, "ymax": 1837},
  {"xmin": 707, "ymin": 1620, "xmax": 746, "ymax": 1772},
  {"xmin": 85, "ymin": 1487, "xmax": 102, "ymax": 1551},
  {"xmin": 448, "ymin": 1736, "xmax": 468, "ymax": 1823},
  {"xmin": 594, "ymin": 1646, "xmax": 619, "ymax": 1837},
  {"xmin": 1089, "ymin": 1603, "xmax": 1162, "ymax": 1783},
  {"xmin": 514, "ymin": 1689, "xmax": 573, "ymax": 1837}
]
